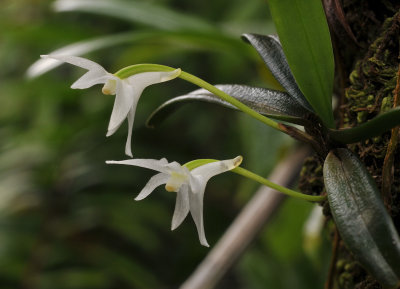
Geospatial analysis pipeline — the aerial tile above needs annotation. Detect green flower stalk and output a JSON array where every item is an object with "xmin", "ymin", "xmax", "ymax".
[{"xmin": 185, "ymin": 159, "xmax": 326, "ymax": 202}]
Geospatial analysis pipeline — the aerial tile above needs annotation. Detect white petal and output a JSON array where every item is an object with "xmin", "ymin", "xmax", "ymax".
[
  {"xmin": 107, "ymin": 80, "xmax": 136, "ymax": 135},
  {"xmin": 41, "ymin": 55, "xmax": 107, "ymax": 72},
  {"xmin": 189, "ymin": 184, "xmax": 209, "ymax": 247},
  {"xmin": 106, "ymin": 69, "xmax": 180, "ymax": 137},
  {"xmin": 124, "ymin": 100, "xmax": 139, "ymax": 157},
  {"xmin": 106, "ymin": 121, "xmax": 121, "ymax": 137},
  {"xmin": 71, "ymin": 69, "xmax": 112, "ymax": 89},
  {"xmin": 189, "ymin": 174, "xmax": 203, "ymax": 195},
  {"xmin": 135, "ymin": 173, "xmax": 169, "ymax": 201},
  {"xmin": 165, "ymin": 161, "xmax": 185, "ymax": 173},
  {"xmin": 171, "ymin": 185, "xmax": 190, "ymax": 230},
  {"xmin": 41, "ymin": 55, "xmax": 111, "ymax": 89},
  {"xmin": 191, "ymin": 156, "xmax": 242, "ymax": 182},
  {"xmin": 106, "ymin": 158, "xmax": 169, "ymax": 173},
  {"xmin": 125, "ymin": 69, "xmax": 181, "ymax": 87}
]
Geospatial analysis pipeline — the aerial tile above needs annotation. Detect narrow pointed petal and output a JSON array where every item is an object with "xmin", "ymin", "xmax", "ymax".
[
  {"xmin": 71, "ymin": 69, "xmax": 112, "ymax": 89},
  {"xmin": 106, "ymin": 122, "xmax": 120, "ymax": 137},
  {"xmin": 189, "ymin": 185, "xmax": 209, "ymax": 247},
  {"xmin": 107, "ymin": 80, "xmax": 136, "ymax": 135},
  {"xmin": 191, "ymin": 156, "xmax": 242, "ymax": 183},
  {"xmin": 125, "ymin": 69, "xmax": 181, "ymax": 88},
  {"xmin": 135, "ymin": 173, "xmax": 169, "ymax": 200},
  {"xmin": 125, "ymin": 100, "xmax": 139, "ymax": 157},
  {"xmin": 106, "ymin": 158, "xmax": 169, "ymax": 173},
  {"xmin": 41, "ymin": 54, "xmax": 107, "ymax": 72},
  {"xmin": 107, "ymin": 69, "xmax": 180, "ymax": 136},
  {"xmin": 171, "ymin": 185, "xmax": 190, "ymax": 230}
]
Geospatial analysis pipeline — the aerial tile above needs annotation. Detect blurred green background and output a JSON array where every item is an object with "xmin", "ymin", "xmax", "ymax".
[{"xmin": 1, "ymin": 0, "xmax": 330, "ymax": 288}]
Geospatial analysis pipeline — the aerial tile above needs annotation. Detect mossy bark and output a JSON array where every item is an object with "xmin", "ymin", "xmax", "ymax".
[{"xmin": 299, "ymin": 2, "xmax": 400, "ymax": 288}]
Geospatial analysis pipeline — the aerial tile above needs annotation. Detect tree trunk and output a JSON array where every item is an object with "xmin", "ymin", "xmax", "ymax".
[{"xmin": 300, "ymin": 1, "xmax": 400, "ymax": 288}]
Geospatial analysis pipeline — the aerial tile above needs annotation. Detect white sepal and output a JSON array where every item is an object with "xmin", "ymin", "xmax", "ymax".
[
  {"xmin": 171, "ymin": 184, "xmax": 190, "ymax": 230},
  {"xmin": 135, "ymin": 173, "xmax": 169, "ymax": 201}
]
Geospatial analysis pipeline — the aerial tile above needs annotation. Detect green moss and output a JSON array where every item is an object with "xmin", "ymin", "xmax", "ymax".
[
  {"xmin": 300, "ymin": 8, "xmax": 400, "ymax": 289},
  {"xmin": 357, "ymin": 111, "xmax": 367, "ymax": 123},
  {"xmin": 380, "ymin": 96, "xmax": 393, "ymax": 112},
  {"xmin": 338, "ymin": 12, "xmax": 400, "ymax": 289}
]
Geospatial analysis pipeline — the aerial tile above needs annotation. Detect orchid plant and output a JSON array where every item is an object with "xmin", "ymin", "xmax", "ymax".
[{"xmin": 33, "ymin": 0, "xmax": 400, "ymax": 287}]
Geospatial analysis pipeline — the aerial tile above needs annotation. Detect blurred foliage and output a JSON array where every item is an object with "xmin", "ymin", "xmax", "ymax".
[
  {"xmin": 237, "ymin": 199, "xmax": 331, "ymax": 289},
  {"xmin": 1, "ymin": 0, "xmax": 330, "ymax": 288}
]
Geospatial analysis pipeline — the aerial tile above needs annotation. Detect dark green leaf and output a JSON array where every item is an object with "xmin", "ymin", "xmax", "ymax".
[
  {"xmin": 241, "ymin": 33, "xmax": 313, "ymax": 112},
  {"xmin": 329, "ymin": 107, "xmax": 400, "ymax": 144},
  {"xmin": 268, "ymin": 0, "xmax": 335, "ymax": 127},
  {"xmin": 146, "ymin": 84, "xmax": 310, "ymax": 128},
  {"xmin": 324, "ymin": 148, "xmax": 400, "ymax": 288}
]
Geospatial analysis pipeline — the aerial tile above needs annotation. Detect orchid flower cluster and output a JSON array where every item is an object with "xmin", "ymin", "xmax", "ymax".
[
  {"xmin": 42, "ymin": 55, "xmax": 244, "ymax": 246},
  {"xmin": 42, "ymin": 52, "xmax": 323, "ymax": 246}
]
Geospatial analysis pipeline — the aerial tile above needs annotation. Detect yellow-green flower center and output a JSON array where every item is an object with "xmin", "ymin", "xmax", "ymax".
[
  {"xmin": 165, "ymin": 171, "xmax": 188, "ymax": 192},
  {"xmin": 102, "ymin": 79, "xmax": 117, "ymax": 95}
]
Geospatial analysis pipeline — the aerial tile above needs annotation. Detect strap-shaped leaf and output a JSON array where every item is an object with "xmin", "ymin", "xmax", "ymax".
[
  {"xmin": 242, "ymin": 33, "xmax": 313, "ymax": 112},
  {"xmin": 268, "ymin": 0, "xmax": 335, "ymax": 128},
  {"xmin": 329, "ymin": 107, "xmax": 400, "ymax": 144},
  {"xmin": 324, "ymin": 148, "xmax": 400, "ymax": 288},
  {"xmin": 146, "ymin": 84, "xmax": 310, "ymax": 128}
]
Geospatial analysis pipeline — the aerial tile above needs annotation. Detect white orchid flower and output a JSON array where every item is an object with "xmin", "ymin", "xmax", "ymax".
[
  {"xmin": 40, "ymin": 55, "xmax": 181, "ymax": 157},
  {"xmin": 106, "ymin": 156, "xmax": 243, "ymax": 247}
]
